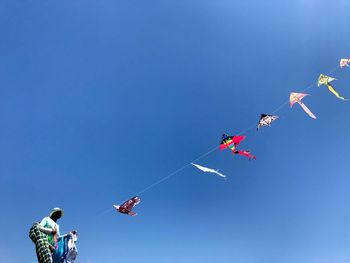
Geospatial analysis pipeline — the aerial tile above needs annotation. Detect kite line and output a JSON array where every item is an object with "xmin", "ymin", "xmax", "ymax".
[
  {"xmin": 111, "ymin": 63, "xmax": 343, "ymax": 209},
  {"xmin": 98, "ymin": 145, "xmax": 219, "ymax": 216},
  {"xmin": 131, "ymin": 124, "xmax": 265, "ymax": 197},
  {"xmin": 133, "ymin": 118, "xmax": 266, "ymax": 197},
  {"xmin": 135, "ymin": 145, "xmax": 219, "ymax": 196},
  {"xmin": 271, "ymin": 65, "xmax": 340, "ymax": 114}
]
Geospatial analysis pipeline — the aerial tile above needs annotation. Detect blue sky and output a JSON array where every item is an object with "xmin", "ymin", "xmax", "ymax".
[{"xmin": 0, "ymin": 0, "xmax": 350, "ymax": 262}]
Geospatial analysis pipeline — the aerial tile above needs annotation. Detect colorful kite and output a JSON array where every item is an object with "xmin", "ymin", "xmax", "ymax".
[
  {"xmin": 318, "ymin": 74, "xmax": 349, "ymax": 100},
  {"xmin": 257, "ymin": 114, "xmax": 279, "ymax": 130},
  {"xmin": 113, "ymin": 196, "xmax": 141, "ymax": 217},
  {"xmin": 191, "ymin": 163, "xmax": 226, "ymax": 179},
  {"xmin": 220, "ymin": 134, "xmax": 256, "ymax": 160},
  {"xmin": 290, "ymin": 92, "xmax": 317, "ymax": 119},
  {"xmin": 340, "ymin": 58, "xmax": 350, "ymax": 68}
]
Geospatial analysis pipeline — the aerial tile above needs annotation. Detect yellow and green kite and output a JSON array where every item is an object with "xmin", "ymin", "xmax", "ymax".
[{"xmin": 317, "ymin": 74, "xmax": 349, "ymax": 101}]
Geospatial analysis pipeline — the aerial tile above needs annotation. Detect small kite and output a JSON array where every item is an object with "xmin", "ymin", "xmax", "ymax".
[
  {"xmin": 257, "ymin": 114, "xmax": 279, "ymax": 130},
  {"xmin": 340, "ymin": 58, "xmax": 350, "ymax": 68},
  {"xmin": 220, "ymin": 134, "xmax": 256, "ymax": 160},
  {"xmin": 113, "ymin": 196, "xmax": 141, "ymax": 217},
  {"xmin": 318, "ymin": 74, "xmax": 349, "ymax": 100},
  {"xmin": 290, "ymin": 92, "xmax": 317, "ymax": 119},
  {"xmin": 191, "ymin": 163, "xmax": 226, "ymax": 179}
]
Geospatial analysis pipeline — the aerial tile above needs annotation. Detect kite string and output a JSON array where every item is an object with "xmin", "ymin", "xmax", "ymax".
[
  {"xmin": 271, "ymin": 65, "xmax": 340, "ymax": 115},
  {"xmin": 100, "ymin": 64, "xmax": 342, "ymax": 217},
  {"xmin": 98, "ymin": 146, "xmax": 220, "ymax": 216},
  {"xmin": 237, "ymin": 66, "xmax": 340, "ymax": 137},
  {"xmin": 135, "ymin": 164, "xmax": 191, "ymax": 196},
  {"xmin": 128, "ymin": 64, "xmax": 341, "ymax": 199},
  {"xmin": 133, "ymin": 120, "xmax": 260, "ymax": 197},
  {"xmin": 134, "ymin": 145, "xmax": 219, "ymax": 196}
]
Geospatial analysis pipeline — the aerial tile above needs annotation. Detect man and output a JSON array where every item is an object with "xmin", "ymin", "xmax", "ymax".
[
  {"xmin": 30, "ymin": 207, "xmax": 78, "ymax": 263},
  {"xmin": 39, "ymin": 208, "xmax": 64, "ymax": 248},
  {"xmin": 29, "ymin": 208, "xmax": 64, "ymax": 263}
]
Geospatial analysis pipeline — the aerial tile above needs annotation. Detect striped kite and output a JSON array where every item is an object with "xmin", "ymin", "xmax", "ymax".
[
  {"xmin": 318, "ymin": 74, "xmax": 349, "ymax": 100},
  {"xmin": 220, "ymin": 134, "xmax": 256, "ymax": 160},
  {"xmin": 290, "ymin": 92, "xmax": 317, "ymax": 119}
]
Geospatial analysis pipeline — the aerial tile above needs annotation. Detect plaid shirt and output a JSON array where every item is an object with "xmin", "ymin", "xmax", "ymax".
[{"xmin": 29, "ymin": 223, "xmax": 54, "ymax": 263}]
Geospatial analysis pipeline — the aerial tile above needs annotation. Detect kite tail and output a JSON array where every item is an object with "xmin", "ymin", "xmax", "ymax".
[
  {"xmin": 234, "ymin": 150, "xmax": 256, "ymax": 160},
  {"xmin": 298, "ymin": 101, "xmax": 317, "ymax": 119},
  {"xmin": 327, "ymin": 84, "xmax": 349, "ymax": 100}
]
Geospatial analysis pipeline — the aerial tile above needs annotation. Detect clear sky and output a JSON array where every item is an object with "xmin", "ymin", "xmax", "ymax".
[{"xmin": 0, "ymin": 0, "xmax": 350, "ymax": 262}]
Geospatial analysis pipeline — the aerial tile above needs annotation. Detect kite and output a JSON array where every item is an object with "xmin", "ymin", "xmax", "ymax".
[
  {"xmin": 340, "ymin": 58, "xmax": 350, "ymax": 68},
  {"xmin": 318, "ymin": 74, "xmax": 349, "ymax": 100},
  {"xmin": 113, "ymin": 196, "xmax": 141, "ymax": 217},
  {"xmin": 220, "ymin": 134, "xmax": 256, "ymax": 160},
  {"xmin": 257, "ymin": 114, "xmax": 279, "ymax": 130},
  {"xmin": 290, "ymin": 92, "xmax": 317, "ymax": 119},
  {"xmin": 191, "ymin": 163, "xmax": 226, "ymax": 179}
]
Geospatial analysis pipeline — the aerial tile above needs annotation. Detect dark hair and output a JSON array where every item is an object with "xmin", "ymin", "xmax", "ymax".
[{"xmin": 50, "ymin": 211, "xmax": 62, "ymax": 222}]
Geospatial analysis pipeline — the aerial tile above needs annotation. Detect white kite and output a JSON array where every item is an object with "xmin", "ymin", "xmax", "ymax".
[
  {"xmin": 191, "ymin": 163, "xmax": 226, "ymax": 179},
  {"xmin": 340, "ymin": 58, "xmax": 350, "ymax": 68}
]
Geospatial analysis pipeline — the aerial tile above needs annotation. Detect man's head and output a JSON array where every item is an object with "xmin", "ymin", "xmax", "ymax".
[{"xmin": 49, "ymin": 207, "xmax": 64, "ymax": 222}]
